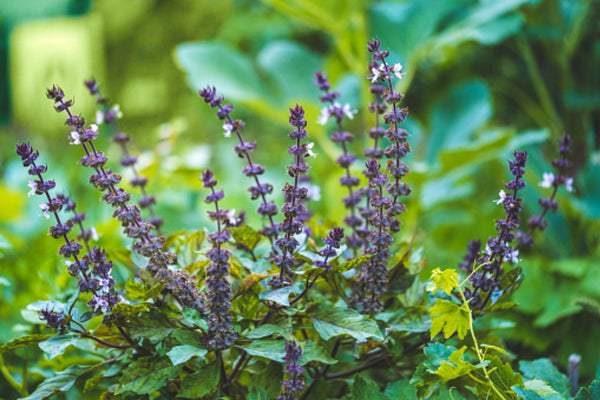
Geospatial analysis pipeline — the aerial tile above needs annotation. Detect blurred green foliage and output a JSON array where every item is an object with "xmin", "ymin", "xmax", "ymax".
[{"xmin": 0, "ymin": 0, "xmax": 599, "ymax": 397}]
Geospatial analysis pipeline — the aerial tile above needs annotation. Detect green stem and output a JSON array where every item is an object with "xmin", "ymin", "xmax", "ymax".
[{"xmin": 0, "ymin": 354, "xmax": 28, "ymax": 397}]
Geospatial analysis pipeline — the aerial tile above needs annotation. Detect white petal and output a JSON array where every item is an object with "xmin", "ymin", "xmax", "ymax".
[
  {"xmin": 69, "ymin": 131, "xmax": 81, "ymax": 145},
  {"xmin": 317, "ymin": 107, "xmax": 330, "ymax": 125},
  {"xmin": 223, "ymin": 123, "xmax": 233, "ymax": 138},
  {"xmin": 96, "ymin": 111, "xmax": 104, "ymax": 125},
  {"xmin": 565, "ymin": 177, "xmax": 574, "ymax": 192},
  {"xmin": 539, "ymin": 172, "xmax": 554, "ymax": 188},
  {"xmin": 494, "ymin": 190, "xmax": 506, "ymax": 205},
  {"xmin": 27, "ymin": 181, "xmax": 37, "ymax": 197},
  {"xmin": 40, "ymin": 203, "xmax": 51, "ymax": 219}
]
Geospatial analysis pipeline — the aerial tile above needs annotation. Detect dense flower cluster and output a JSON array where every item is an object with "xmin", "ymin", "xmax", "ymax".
[
  {"xmin": 270, "ymin": 105, "xmax": 311, "ymax": 286},
  {"xmin": 315, "ymin": 227, "xmax": 345, "ymax": 269},
  {"xmin": 16, "ymin": 142, "xmax": 120, "ymax": 325},
  {"xmin": 314, "ymin": 71, "xmax": 363, "ymax": 254},
  {"xmin": 277, "ymin": 341, "xmax": 305, "ymax": 400},
  {"xmin": 462, "ymin": 151, "xmax": 528, "ymax": 310},
  {"xmin": 201, "ymin": 169, "xmax": 237, "ymax": 349},
  {"xmin": 46, "ymin": 86, "xmax": 205, "ymax": 315},
  {"xmin": 84, "ymin": 80, "xmax": 164, "ymax": 231},
  {"xmin": 199, "ymin": 86, "xmax": 279, "ymax": 241}
]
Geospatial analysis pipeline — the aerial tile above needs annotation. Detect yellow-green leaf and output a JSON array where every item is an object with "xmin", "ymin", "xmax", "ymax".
[
  {"xmin": 434, "ymin": 346, "xmax": 474, "ymax": 382},
  {"xmin": 429, "ymin": 299, "xmax": 470, "ymax": 339},
  {"xmin": 429, "ymin": 268, "xmax": 459, "ymax": 295}
]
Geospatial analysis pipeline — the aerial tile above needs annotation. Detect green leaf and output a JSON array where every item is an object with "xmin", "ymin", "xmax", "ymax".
[
  {"xmin": 182, "ymin": 308, "xmax": 209, "ymax": 331},
  {"xmin": 311, "ymin": 307, "xmax": 384, "ymax": 341},
  {"xmin": 38, "ymin": 335, "xmax": 79, "ymax": 359},
  {"xmin": 434, "ymin": 346, "xmax": 475, "ymax": 382},
  {"xmin": 126, "ymin": 280, "xmax": 166, "ymax": 301},
  {"xmin": 429, "ymin": 299, "xmax": 470, "ymax": 339},
  {"xmin": 231, "ymin": 224, "xmax": 262, "ymax": 252},
  {"xmin": 116, "ymin": 356, "xmax": 183, "ymax": 395},
  {"xmin": 334, "ymin": 254, "xmax": 371, "ymax": 273},
  {"xmin": 259, "ymin": 286, "xmax": 294, "ymax": 306},
  {"xmin": 523, "ymin": 379, "xmax": 558, "ymax": 396},
  {"xmin": 300, "ymin": 341, "xmax": 337, "ymax": 366},
  {"xmin": 428, "ymin": 268, "xmax": 459, "ymax": 295},
  {"xmin": 575, "ymin": 380, "xmax": 600, "ymax": 400},
  {"xmin": 177, "ymin": 361, "xmax": 220, "ymax": 398},
  {"xmin": 246, "ymin": 324, "xmax": 293, "ymax": 340},
  {"xmin": 519, "ymin": 358, "xmax": 570, "ymax": 398},
  {"xmin": 167, "ymin": 345, "xmax": 208, "ymax": 366},
  {"xmin": 176, "ymin": 41, "xmax": 265, "ymax": 102},
  {"xmin": 238, "ymin": 339, "xmax": 286, "ymax": 363},
  {"xmin": 0, "ymin": 334, "xmax": 52, "ymax": 353},
  {"xmin": 353, "ymin": 375, "xmax": 388, "ymax": 400},
  {"xmin": 388, "ymin": 310, "xmax": 432, "ymax": 333},
  {"xmin": 248, "ymin": 361, "xmax": 282, "ymax": 399},
  {"xmin": 111, "ymin": 302, "xmax": 150, "ymax": 318},
  {"xmin": 21, "ymin": 365, "xmax": 90, "ymax": 400},
  {"xmin": 384, "ymin": 379, "xmax": 418, "ymax": 399}
]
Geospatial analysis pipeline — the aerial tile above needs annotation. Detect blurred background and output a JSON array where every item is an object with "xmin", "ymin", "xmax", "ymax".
[{"xmin": 0, "ymin": 0, "xmax": 599, "ymax": 392}]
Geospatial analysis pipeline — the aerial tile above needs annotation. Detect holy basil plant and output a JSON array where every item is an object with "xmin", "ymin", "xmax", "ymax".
[{"xmin": 3, "ymin": 38, "xmax": 586, "ymax": 400}]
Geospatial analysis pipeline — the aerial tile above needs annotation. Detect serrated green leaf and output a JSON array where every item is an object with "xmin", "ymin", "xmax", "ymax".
[
  {"xmin": 125, "ymin": 280, "xmax": 166, "ymax": 301},
  {"xmin": 575, "ymin": 380, "xmax": 600, "ymax": 400},
  {"xmin": 177, "ymin": 361, "xmax": 220, "ymax": 398},
  {"xmin": 519, "ymin": 358, "xmax": 570, "ymax": 398},
  {"xmin": 116, "ymin": 356, "xmax": 183, "ymax": 395},
  {"xmin": 334, "ymin": 254, "xmax": 371, "ymax": 273},
  {"xmin": 434, "ymin": 346, "xmax": 475, "ymax": 382},
  {"xmin": 167, "ymin": 345, "xmax": 208, "ymax": 365},
  {"xmin": 429, "ymin": 299, "xmax": 470, "ymax": 339},
  {"xmin": 312, "ymin": 307, "xmax": 384, "ymax": 341},
  {"xmin": 384, "ymin": 379, "xmax": 418, "ymax": 398},
  {"xmin": 39, "ymin": 335, "xmax": 79, "ymax": 359},
  {"xmin": 0, "ymin": 334, "xmax": 52, "ymax": 353},
  {"xmin": 246, "ymin": 324, "xmax": 293, "ymax": 340},
  {"xmin": 259, "ymin": 286, "xmax": 294, "ymax": 306},
  {"xmin": 523, "ymin": 379, "xmax": 558, "ymax": 396},
  {"xmin": 21, "ymin": 365, "xmax": 89, "ymax": 400},
  {"xmin": 353, "ymin": 374, "xmax": 388, "ymax": 400},
  {"xmin": 428, "ymin": 268, "xmax": 459, "ymax": 295}
]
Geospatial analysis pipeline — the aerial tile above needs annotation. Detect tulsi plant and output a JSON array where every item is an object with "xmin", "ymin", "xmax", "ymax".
[{"xmin": 3, "ymin": 38, "xmax": 587, "ymax": 400}]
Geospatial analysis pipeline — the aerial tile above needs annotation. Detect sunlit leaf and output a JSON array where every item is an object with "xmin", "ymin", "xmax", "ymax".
[{"xmin": 429, "ymin": 299, "xmax": 470, "ymax": 339}]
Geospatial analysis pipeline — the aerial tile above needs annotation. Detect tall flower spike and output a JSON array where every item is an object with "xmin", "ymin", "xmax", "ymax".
[
  {"xmin": 270, "ymin": 105, "xmax": 311, "ymax": 287},
  {"xmin": 277, "ymin": 341, "xmax": 305, "ymax": 400},
  {"xmin": 201, "ymin": 169, "xmax": 237, "ymax": 349},
  {"xmin": 47, "ymin": 86, "xmax": 205, "ymax": 315},
  {"xmin": 517, "ymin": 133, "xmax": 573, "ymax": 248},
  {"xmin": 462, "ymin": 151, "xmax": 528, "ymax": 312},
  {"xmin": 314, "ymin": 71, "xmax": 363, "ymax": 254},
  {"xmin": 16, "ymin": 143, "xmax": 120, "ymax": 324},
  {"xmin": 199, "ymin": 86, "xmax": 279, "ymax": 243},
  {"xmin": 85, "ymin": 80, "xmax": 164, "ymax": 232}
]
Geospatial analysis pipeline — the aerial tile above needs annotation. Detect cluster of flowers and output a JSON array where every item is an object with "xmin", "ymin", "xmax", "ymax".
[
  {"xmin": 460, "ymin": 134, "xmax": 573, "ymax": 311},
  {"xmin": 278, "ymin": 341, "xmax": 305, "ymax": 400},
  {"xmin": 201, "ymin": 169, "xmax": 238, "ymax": 349},
  {"xmin": 84, "ymin": 80, "xmax": 164, "ymax": 232},
  {"xmin": 16, "ymin": 142, "xmax": 120, "ymax": 328},
  {"xmin": 43, "ymin": 86, "xmax": 205, "ymax": 317}
]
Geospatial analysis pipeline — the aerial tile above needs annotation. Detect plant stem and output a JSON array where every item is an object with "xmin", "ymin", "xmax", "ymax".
[{"xmin": 0, "ymin": 354, "xmax": 28, "ymax": 397}]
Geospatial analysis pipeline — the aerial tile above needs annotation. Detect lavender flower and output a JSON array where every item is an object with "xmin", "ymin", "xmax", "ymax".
[
  {"xmin": 201, "ymin": 169, "xmax": 237, "ymax": 349},
  {"xmin": 314, "ymin": 71, "xmax": 363, "ymax": 253},
  {"xmin": 199, "ymin": 86, "xmax": 279, "ymax": 241},
  {"xmin": 278, "ymin": 341, "xmax": 305, "ymax": 400},
  {"xmin": 315, "ymin": 227, "xmax": 344, "ymax": 269},
  {"xmin": 84, "ymin": 79, "xmax": 164, "ymax": 232},
  {"xmin": 270, "ymin": 105, "xmax": 311, "ymax": 287},
  {"xmin": 16, "ymin": 142, "xmax": 120, "ymax": 322},
  {"xmin": 47, "ymin": 85, "xmax": 205, "ymax": 315},
  {"xmin": 517, "ymin": 133, "xmax": 573, "ymax": 248},
  {"xmin": 462, "ymin": 151, "xmax": 528, "ymax": 311}
]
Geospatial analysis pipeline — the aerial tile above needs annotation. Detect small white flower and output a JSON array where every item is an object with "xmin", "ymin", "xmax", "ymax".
[
  {"xmin": 305, "ymin": 184, "xmax": 321, "ymax": 201},
  {"xmin": 494, "ymin": 190, "xmax": 507, "ymax": 205},
  {"xmin": 112, "ymin": 105, "xmax": 123, "ymax": 119},
  {"xmin": 223, "ymin": 122, "xmax": 234, "ymax": 138},
  {"xmin": 96, "ymin": 110, "xmax": 105, "ymax": 125},
  {"xmin": 484, "ymin": 243, "xmax": 492, "ymax": 256},
  {"xmin": 69, "ymin": 130, "xmax": 81, "ymax": 145},
  {"xmin": 391, "ymin": 63, "xmax": 403, "ymax": 79},
  {"xmin": 504, "ymin": 249, "xmax": 520, "ymax": 264},
  {"xmin": 370, "ymin": 66, "xmax": 382, "ymax": 83},
  {"xmin": 341, "ymin": 103, "xmax": 356, "ymax": 120},
  {"xmin": 226, "ymin": 209, "xmax": 238, "ymax": 226},
  {"xmin": 90, "ymin": 124, "xmax": 99, "ymax": 134},
  {"xmin": 565, "ymin": 177, "xmax": 574, "ymax": 193},
  {"xmin": 40, "ymin": 203, "xmax": 51, "ymax": 219},
  {"xmin": 305, "ymin": 142, "xmax": 317, "ymax": 158},
  {"xmin": 539, "ymin": 172, "xmax": 555, "ymax": 188},
  {"xmin": 317, "ymin": 106, "xmax": 331, "ymax": 125},
  {"xmin": 90, "ymin": 227, "xmax": 99, "ymax": 241},
  {"xmin": 27, "ymin": 181, "xmax": 38, "ymax": 197}
]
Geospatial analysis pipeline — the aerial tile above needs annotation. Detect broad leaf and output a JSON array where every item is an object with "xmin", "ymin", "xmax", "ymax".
[
  {"xmin": 259, "ymin": 286, "xmax": 295, "ymax": 306},
  {"xmin": 39, "ymin": 335, "xmax": 79, "ymax": 359},
  {"xmin": 434, "ymin": 346, "xmax": 476, "ymax": 382},
  {"xmin": 429, "ymin": 299, "xmax": 470, "ymax": 339},
  {"xmin": 518, "ymin": 358, "xmax": 570, "ymax": 398},
  {"xmin": 21, "ymin": 365, "xmax": 89, "ymax": 400},
  {"xmin": 0, "ymin": 334, "xmax": 52, "ymax": 353},
  {"xmin": 311, "ymin": 307, "xmax": 384, "ymax": 341},
  {"xmin": 178, "ymin": 361, "xmax": 220, "ymax": 398},
  {"xmin": 246, "ymin": 324, "xmax": 293, "ymax": 340},
  {"xmin": 353, "ymin": 375, "xmax": 388, "ymax": 400},
  {"xmin": 167, "ymin": 345, "xmax": 208, "ymax": 366},
  {"xmin": 116, "ymin": 356, "xmax": 183, "ymax": 395},
  {"xmin": 231, "ymin": 224, "xmax": 262, "ymax": 252}
]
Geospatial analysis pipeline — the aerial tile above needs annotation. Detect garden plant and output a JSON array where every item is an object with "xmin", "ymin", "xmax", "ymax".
[{"xmin": 1, "ymin": 34, "xmax": 597, "ymax": 400}]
